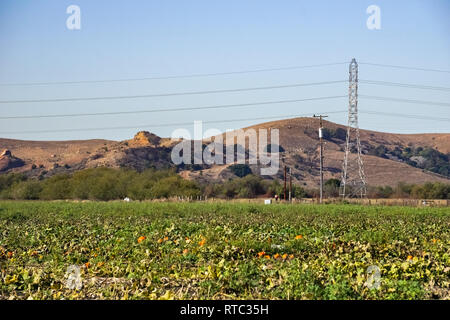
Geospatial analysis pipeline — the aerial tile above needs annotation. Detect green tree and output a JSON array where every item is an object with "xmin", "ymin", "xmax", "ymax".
[
  {"xmin": 10, "ymin": 181, "xmax": 42, "ymax": 200},
  {"xmin": 324, "ymin": 179, "xmax": 340, "ymax": 197},
  {"xmin": 228, "ymin": 164, "xmax": 252, "ymax": 178}
]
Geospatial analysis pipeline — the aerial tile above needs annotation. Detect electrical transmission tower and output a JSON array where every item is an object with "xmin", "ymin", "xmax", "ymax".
[{"xmin": 339, "ymin": 58, "xmax": 367, "ymax": 198}]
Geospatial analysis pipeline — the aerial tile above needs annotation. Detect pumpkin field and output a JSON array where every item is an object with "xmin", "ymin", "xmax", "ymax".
[{"xmin": 0, "ymin": 201, "xmax": 449, "ymax": 300}]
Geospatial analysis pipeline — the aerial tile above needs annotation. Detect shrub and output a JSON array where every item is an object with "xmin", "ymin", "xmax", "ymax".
[
  {"xmin": 228, "ymin": 164, "xmax": 252, "ymax": 178},
  {"xmin": 40, "ymin": 174, "xmax": 72, "ymax": 200},
  {"xmin": 0, "ymin": 167, "xmax": 449, "ymax": 200},
  {"xmin": 324, "ymin": 179, "xmax": 341, "ymax": 197},
  {"xmin": 322, "ymin": 128, "xmax": 347, "ymax": 141},
  {"xmin": 10, "ymin": 181, "xmax": 42, "ymax": 200}
]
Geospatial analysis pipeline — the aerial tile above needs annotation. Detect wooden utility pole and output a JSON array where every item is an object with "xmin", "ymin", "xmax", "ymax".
[
  {"xmin": 313, "ymin": 114, "xmax": 328, "ymax": 204},
  {"xmin": 283, "ymin": 165, "xmax": 287, "ymax": 201},
  {"xmin": 289, "ymin": 167, "xmax": 292, "ymax": 202}
]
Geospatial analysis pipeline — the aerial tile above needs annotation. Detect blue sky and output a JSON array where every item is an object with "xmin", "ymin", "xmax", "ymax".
[{"xmin": 0, "ymin": 0, "xmax": 449, "ymax": 141}]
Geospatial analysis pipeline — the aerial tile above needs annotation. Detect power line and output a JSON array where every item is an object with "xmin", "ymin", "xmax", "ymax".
[
  {"xmin": 2, "ymin": 79, "xmax": 449, "ymax": 105},
  {"xmin": 360, "ymin": 95, "xmax": 450, "ymax": 107},
  {"xmin": 359, "ymin": 62, "xmax": 450, "ymax": 74},
  {"xmin": 0, "ymin": 111, "xmax": 347, "ymax": 135},
  {"xmin": 1, "ymin": 94, "xmax": 447, "ymax": 121},
  {"xmin": 0, "ymin": 80, "xmax": 347, "ymax": 104},
  {"xmin": 2, "ymin": 61, "xmax": 449, "ymax": 86},
  {"xmin": 0, "ymin": 62, "xmax": 349, "ymax": 86},
  {"xmin": 1, "ymin": 93, "xmax": 448, "ymax": 120},
  {"xmin": 0, "ymin": 96, "xmax": 347, "ymax": 120},
  {"xmin": 360, "ymin": 79, "xmax": 450, "ymax": 92},
  {"xmin": 360, "ymin": 110, "xmax": 450, "ymax": 122},
  {"xmin": 2, "ymin": 108, "xmax": 449, "ymax": 136},
  {"xmin": 3, "ymin": 108, "xmax": 448, "ymax": 136}
]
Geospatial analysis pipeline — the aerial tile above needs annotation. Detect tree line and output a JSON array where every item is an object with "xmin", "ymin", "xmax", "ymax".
[{"xmin": 0, "ymin": 167, "xmax": 448, "ymax": 200}]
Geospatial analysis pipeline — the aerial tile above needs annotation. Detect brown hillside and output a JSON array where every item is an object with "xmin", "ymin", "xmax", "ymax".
[
  {"xmin": 188, "ymin": 117, "xmax": 450, "ymax": 187},
  {"xmin": 0, "ymin": 118, "xmax": 449, "ymax": 187},
  {"xmin": 0, "ymin": 138, "xmax": 114, "ymax": 172}
]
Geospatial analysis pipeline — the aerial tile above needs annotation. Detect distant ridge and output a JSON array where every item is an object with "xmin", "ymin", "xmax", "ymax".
[{"xmin": 1, "ymin": 118, "xmax": 449, "ymax": 187}]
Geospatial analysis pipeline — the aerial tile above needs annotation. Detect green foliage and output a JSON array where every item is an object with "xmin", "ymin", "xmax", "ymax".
[
  {"xmin": 265, "ymin": 144, "xmax": 285, "ymax": 153},
  {"xmin": 368, "ymin": 145, "xmax": 389, "ymax": 159},
  {"xmin": 369, "ymin": 145, "xmax": 450, "ymax": 178},
  {"xmin": 228, "ymin": 164, "xmax": 252, "ymax": 178},
  {"xmin": 0, "ymin": 168, "xmax": 200, "ymax": 201},
  {"xmin": 324, "ymin": 179, "xmax": 341, "ymax": 197},
  {"xmin": 10, "ymin": 180, "xmax": 42, "ymax": 200},
  {"xmin": 322, "ymin": 128, "xmax": 347, "ymax": 141},
  {"xmin": 147, "ymin": 176, "xmax": 201, "ymax": 199},
  {"xmin": 267, "ymin": 179, "xmax": 307, "ymax": 199},
  {"xmin": 325, "ymin": 179, "xmax": 340, "ymax": 188},
  {"xmin": 0, "ymin": 168, "xmax": 449, "ymax": 200},
  {"xmin": 411, "ymin": 182, "xmax": 450, "ymax": 200},
  {"xmin": 369, "ymin": 185, "xmax": 394, "ymax": 198},
  {"xmin": 215, "ymin": 175, "xmax": 268, "ymax": 199},
  {"xmin": 367, "ymin": 183, "xmax": 450, "ymax": 199},
  {"xmin": 40, "ymin": 174, "xmax": 72, "ymax": 200},
  {"xmin": 0, "ymin": 173, "xmax": 26, "ymax": 198},
  {"xmin": 0, "ymin": 202, "xmax": 448, "ymax": 300}
]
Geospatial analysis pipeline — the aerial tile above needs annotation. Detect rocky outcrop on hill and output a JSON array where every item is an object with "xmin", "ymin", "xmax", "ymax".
[
  {"xmin": 0, "ymin": 149, "xmax": 25, "ymax": 172},
  {"xmin": 130, "ymin": 131, "xmax": 161, "ymax": 147}
]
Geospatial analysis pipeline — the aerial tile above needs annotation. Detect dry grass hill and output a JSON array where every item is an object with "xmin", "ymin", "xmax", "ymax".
[{"xmin": 1, "ymin": 118, "xmax": 449, "ymax": 188}]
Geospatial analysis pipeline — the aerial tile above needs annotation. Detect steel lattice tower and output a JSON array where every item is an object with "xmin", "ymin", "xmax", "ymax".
[{"xmin": 339, "ymin": 58, "xmax": 367, "ymax": 198}]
